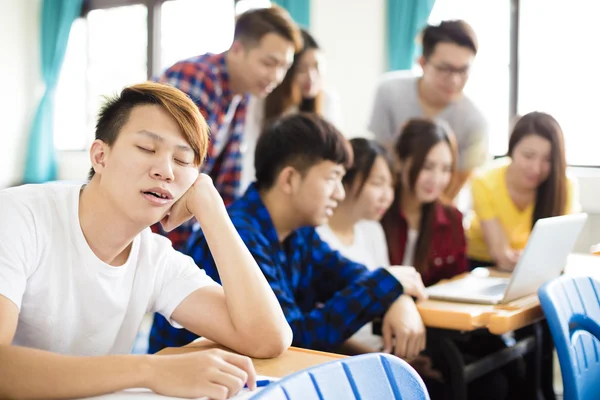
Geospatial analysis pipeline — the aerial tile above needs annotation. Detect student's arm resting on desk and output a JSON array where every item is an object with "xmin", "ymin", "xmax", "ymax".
[
  {"xmin": 0, "ymin": 303, "xmax": 255, "ymax": 400},
  {"xmin": 0, "ymin": 193, "xmax": 256, "ymax": 400},
  {"xmin": 471, "ymin": 176, "xmax": 519, "ymax": 270},
  {"xmin": 163, "ymin": 175, "xmax": 292, "ymax": 358},
  {"xmin": 254, "ymin": 228, "xmax": 405, "ymax": 350}
]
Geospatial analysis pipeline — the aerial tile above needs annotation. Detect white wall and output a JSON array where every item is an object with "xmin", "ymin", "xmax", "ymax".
[
  {"xmin": 311, "ymin": 0, "xmax": 386, "ymax": 138},
  {"xmin": 0, "ymin": 0, "xmax": 41, "ymax": 188}
]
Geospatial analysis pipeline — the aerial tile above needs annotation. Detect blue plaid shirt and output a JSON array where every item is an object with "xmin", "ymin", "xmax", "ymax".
[
  {"xmin": 152, "ymin": 52, "xmax": 249, "ymax": 251},
  {"xmin": 149, "ymin": 184, "xmax": 404, "ymax": 353}
]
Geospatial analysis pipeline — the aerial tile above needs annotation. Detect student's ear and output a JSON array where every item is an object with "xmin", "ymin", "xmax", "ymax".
[
  {"xmin": 418, "ymin": 56, "xmax": 426, "ymax": 70},
  {"xmin": 229, "ymin": 40, "xmax": 247, "ymax": 58},
  {"xmin": 277, "ymin": 166, "xmax": 301, "ymax": 196},
  {"xmin": 90, "ymin": 139, "xmax": 109, "ymax": 175}
]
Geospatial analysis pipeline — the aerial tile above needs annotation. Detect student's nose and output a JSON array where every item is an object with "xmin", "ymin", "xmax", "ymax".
[
  {"xmin": 151, "ymin": 156, "xmax": 174, "ymax": 182},
  {"xmin": 273, "ymin": 66, "xmax": 285, "ymax": 84},
  {"xmin": 333, "ymin": 180, "xmax": 345, "ymax": 202}
]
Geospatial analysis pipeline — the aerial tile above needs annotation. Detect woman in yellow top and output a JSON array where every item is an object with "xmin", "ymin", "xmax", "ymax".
[{"xmin": 467, "ymin": 111, "xmax": 580, "ymax": 271}]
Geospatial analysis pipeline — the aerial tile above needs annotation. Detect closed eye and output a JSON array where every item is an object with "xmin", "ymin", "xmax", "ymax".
[
  {"xmin": 137, "ymin": 146, "xmax": 154, "ymax": 153},
  {"xmin": 175, "ymin": 159, "xmax": 191, "ymax": 166}
]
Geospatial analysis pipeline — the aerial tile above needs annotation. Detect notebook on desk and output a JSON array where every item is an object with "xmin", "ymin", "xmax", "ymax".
[
  {"xmin": 82, "ymin": 376, "xmax": 278, "ymax": 400},
  {"xmin": 426, "ymin": 213, "xmax": 588, "ymax": 305}
]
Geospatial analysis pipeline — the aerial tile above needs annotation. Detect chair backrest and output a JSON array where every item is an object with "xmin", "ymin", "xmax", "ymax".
[
  {"xmin": 538, "ymin": 276, "xmax": 600, "ymax": 400},
  {"xmin": 251, "ymin": 353, "xmax": 429, "ymax": 400}
]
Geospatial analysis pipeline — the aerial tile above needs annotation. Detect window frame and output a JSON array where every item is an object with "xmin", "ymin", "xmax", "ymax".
[{"xmin": 76, "ymin": 0, "xmax": 596, "ymax": 167}]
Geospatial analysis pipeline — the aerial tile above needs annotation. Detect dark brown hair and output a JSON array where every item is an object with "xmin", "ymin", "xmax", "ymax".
[
  {"xmin": 254, "ymin": 113, "xmax": 352, "ymax": 190},
  {"xmin": 343, "ymin": 138, "xmax": 393, "ymax": 198},
  {"xmin": 508, "ymin": 112, "xmax": 567, "ymax": 227},
  {"xmin": 389, "ymin": 119, "xmax": 458, "ymax": 274},
  {"xmin": 90, "ymin": 82, "xmax": 209, "ymax": 180},
  {"xmin": 263, "ymin": 29, "xmax": 321, "ymax": 128},
  {"xmin": 420, "ymin": 20, "xmax": 478, "ymax": 59},
  {"xmin": 234, "ymin": 5, "xmax": 302, "ymax": 52}
]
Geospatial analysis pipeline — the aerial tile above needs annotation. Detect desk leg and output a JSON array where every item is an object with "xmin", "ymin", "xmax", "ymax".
[
  {"xmin": 439, "ymin": 336, "xmax": 468, "ymax": 400},
  {"xmin": 520, "ymin": 322, "xmax": 555, "ymax": 400}
]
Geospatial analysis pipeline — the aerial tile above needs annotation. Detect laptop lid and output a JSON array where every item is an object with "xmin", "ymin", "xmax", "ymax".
[{"xmin": 501, "ymin": 213, "xmax": 588, "ymax": 303}]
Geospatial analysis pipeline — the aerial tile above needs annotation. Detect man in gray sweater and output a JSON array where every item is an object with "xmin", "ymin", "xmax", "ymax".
[{"xmin": 369, "ymin": 20, "xmax": 488, "ymax": 199}]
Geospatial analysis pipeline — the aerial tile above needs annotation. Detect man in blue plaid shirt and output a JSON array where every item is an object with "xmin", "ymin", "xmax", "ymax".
[
  {"xmin": 149, "ymin": 114, "xmax": 428, "ymax": 356},
  {"xmin": 152, "ymin": 6, "xmax": 302, "ymax": 250}
]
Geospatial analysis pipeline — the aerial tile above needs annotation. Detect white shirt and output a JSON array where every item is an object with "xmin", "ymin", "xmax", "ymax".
[
  {"xmin": 240, "ymin": 88, "xmax": 343, "ymax": 194},
  {"xmin": 317, "ymin": 220, "xmax": 390, "ymax": 270},
  {"xmin": 0, "ymin": 183, "xmax": 217, "ymax": 356},
  {"xmin": 402, "ymin": 229, "xmax": 419, "ymax": 266}
]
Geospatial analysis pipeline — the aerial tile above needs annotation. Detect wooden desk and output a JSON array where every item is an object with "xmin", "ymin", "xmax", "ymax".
[
  {"xmin": 158, "ymin": 340, "xmax": 345, "ymax": 378},
  {"xmin": 417, "ymin": 253, "xmax": 600, "ymax": 334},
  {"xmin": 411, "ymin": 253, "xmax": 600, "ymax": 400}
]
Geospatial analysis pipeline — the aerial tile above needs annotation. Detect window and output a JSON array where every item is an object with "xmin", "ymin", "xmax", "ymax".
[
  {"xmin": 54, "ymin": 0, "xmax": 233, "ymax": 151},
  {"xmin": 518, "ymin": 0, "xmax": 600, "ymax": 166},
  {"xmin": 428, "ymin": 0, "xmax": 511, "ymax": 156},
  {"xmin": 160, "ymin": 0, "xmax": 234, "ymax": 72}
]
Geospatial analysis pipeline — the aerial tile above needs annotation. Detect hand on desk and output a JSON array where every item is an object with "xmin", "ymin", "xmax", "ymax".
[
  {"xmin": 496, "ymin": 248, "xmax": 520, "ymax": 272},
  {"xmin": 149, "ymin": 348, "xmax": 257, "ymax": 399},
  {"xmin": 388, "ymin": 266, "xmax": 428, "ymax": 301},
  {"xmin": 382, "ymin": 294, "xmax": 426, "ymax": 359}
]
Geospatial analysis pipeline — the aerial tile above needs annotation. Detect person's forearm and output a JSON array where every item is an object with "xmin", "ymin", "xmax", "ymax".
[
  {"xmin": 0, "ymin": 345, "xmax": 151, "ymax": 400},
  {"xmin": 193, "ymin": 206, "xmax": 291, "ymax": 356}
]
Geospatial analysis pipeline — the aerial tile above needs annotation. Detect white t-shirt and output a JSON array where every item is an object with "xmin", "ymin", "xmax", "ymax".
[
  {"xmin": 402, "ymin": 229, "xmax": 419, "ymax": 266},
  {"xmin": 0, "ymin": 183, "xmax": 218, "ymax": 356},
  {"xmin": 240, "ymin": 88, "xmax": 343, "ymax": 194},
  {"xmin": 316, "ymin": 220, "xmax": 390, "ymax": 270}
]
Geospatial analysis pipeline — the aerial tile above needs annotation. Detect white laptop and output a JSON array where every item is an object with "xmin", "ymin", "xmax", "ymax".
[{"xmin": 426, "ymin": 213, "xmax": 588, "ymax": 305}]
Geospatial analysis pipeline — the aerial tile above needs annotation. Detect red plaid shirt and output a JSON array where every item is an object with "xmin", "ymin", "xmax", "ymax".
[
  {"xmin": 381, "ymin": 199, "xmax": 467, "ymax": 286},
  {"xmin": 152, "ymin": 53, "xmax": 248, "ymax": 250}
]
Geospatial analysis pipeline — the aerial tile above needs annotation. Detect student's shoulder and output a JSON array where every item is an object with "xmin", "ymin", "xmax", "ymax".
[
  {"xmin": 355, "ymin": 220, "xmax": 386, "ymax": 238},
  {"xmin": 471, "ymin": 157, "xmax": 510, "ymax": 188},
  {"xmin": 161, "ymin": 53, "xmax": 223, "ymax": 85},
  {"xmin": 376, "ymin": 70, "xmax": 418, "ymax": 92},
  {"xmin": 439, "ymin": 201, "xmax": 464, "ymax": 223},
  {"xmin": 1, "ymin": 182, "xmax": 79, "ymax": 216}
]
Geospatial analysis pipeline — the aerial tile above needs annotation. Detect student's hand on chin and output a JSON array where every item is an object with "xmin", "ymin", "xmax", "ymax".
[
  {"xmin": 382, "ymin": 294, "xmax": 426, "ymax": 360},
  {"xmin": 160, "ymin": 174, "xmax": 225, "ymax": 232}
]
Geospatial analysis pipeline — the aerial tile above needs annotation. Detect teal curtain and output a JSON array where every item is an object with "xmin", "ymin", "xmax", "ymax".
[
  {"xmin": 23, "ymin": 0, "xmax": 83, "ymax": 183},
  {"xmin": 272, "ymin": 0, "xmax": 310, "ymax": 28},
  {"xmin": 387, "ymin": 0, "xmax": 435, "ymax": 71}
]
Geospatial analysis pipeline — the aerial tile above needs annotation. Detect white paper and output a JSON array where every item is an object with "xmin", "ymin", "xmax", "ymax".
[{"xmin": 81, "ymin": 375, "xmax": 278, "ymax": 400}]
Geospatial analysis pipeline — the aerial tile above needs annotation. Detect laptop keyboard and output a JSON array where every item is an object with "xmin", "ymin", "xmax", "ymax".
[{"xmin": 475, "ymin": 283, "xmax": 507, "ymax": 296}]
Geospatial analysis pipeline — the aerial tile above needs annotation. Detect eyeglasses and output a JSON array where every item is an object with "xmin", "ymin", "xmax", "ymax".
[{"xmin": 428, "ymin": 62, "xmax": 471, "ymax": 79}]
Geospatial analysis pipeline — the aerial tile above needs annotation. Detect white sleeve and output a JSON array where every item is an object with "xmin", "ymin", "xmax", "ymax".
[
  {"xmin": 154, "ymin": 248, "xmax": 219, "ymax": 327},
  {"xmin": 0, "ymin": 192, "xmax": 36, "ymax": 310},
  {"xmin": 371, "ymin": 222, "xmax": 391, "ymax": 268}
]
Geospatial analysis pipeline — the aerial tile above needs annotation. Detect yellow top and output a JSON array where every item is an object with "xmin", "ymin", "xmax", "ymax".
[{"xmin": 466, "ymin": 158, "xmax": 579, "ymax": 261}]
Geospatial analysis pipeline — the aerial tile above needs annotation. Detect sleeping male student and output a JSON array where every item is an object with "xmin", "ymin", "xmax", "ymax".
[
  {"xmin": 149, "ymin": 113, "xmax": 428, "ymax": 358},
  {"xmin": 467, "ymin": 111, "xmax": 581, "ymax": 271},
  {"xmin": 0, "ymin": 82, "xmax": 291, "ymax": 400}
]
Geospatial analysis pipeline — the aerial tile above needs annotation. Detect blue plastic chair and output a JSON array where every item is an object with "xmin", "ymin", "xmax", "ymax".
[
  {"xmin": 250, "ymin": 352, "xmax": 430, "ymax": 399},
  {"xmin": 538, "ymin": 276, "xmax": 600, "ymax": 400}
]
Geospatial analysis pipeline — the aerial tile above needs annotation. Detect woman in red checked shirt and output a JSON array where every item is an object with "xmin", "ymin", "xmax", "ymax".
[
  {"xmin": 380, "ymin": 118, "xmax": 467, "ymax": 287},
  {"xmin": 380, "ymin": 118, "xmax": 523, "ymax": 400}
]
